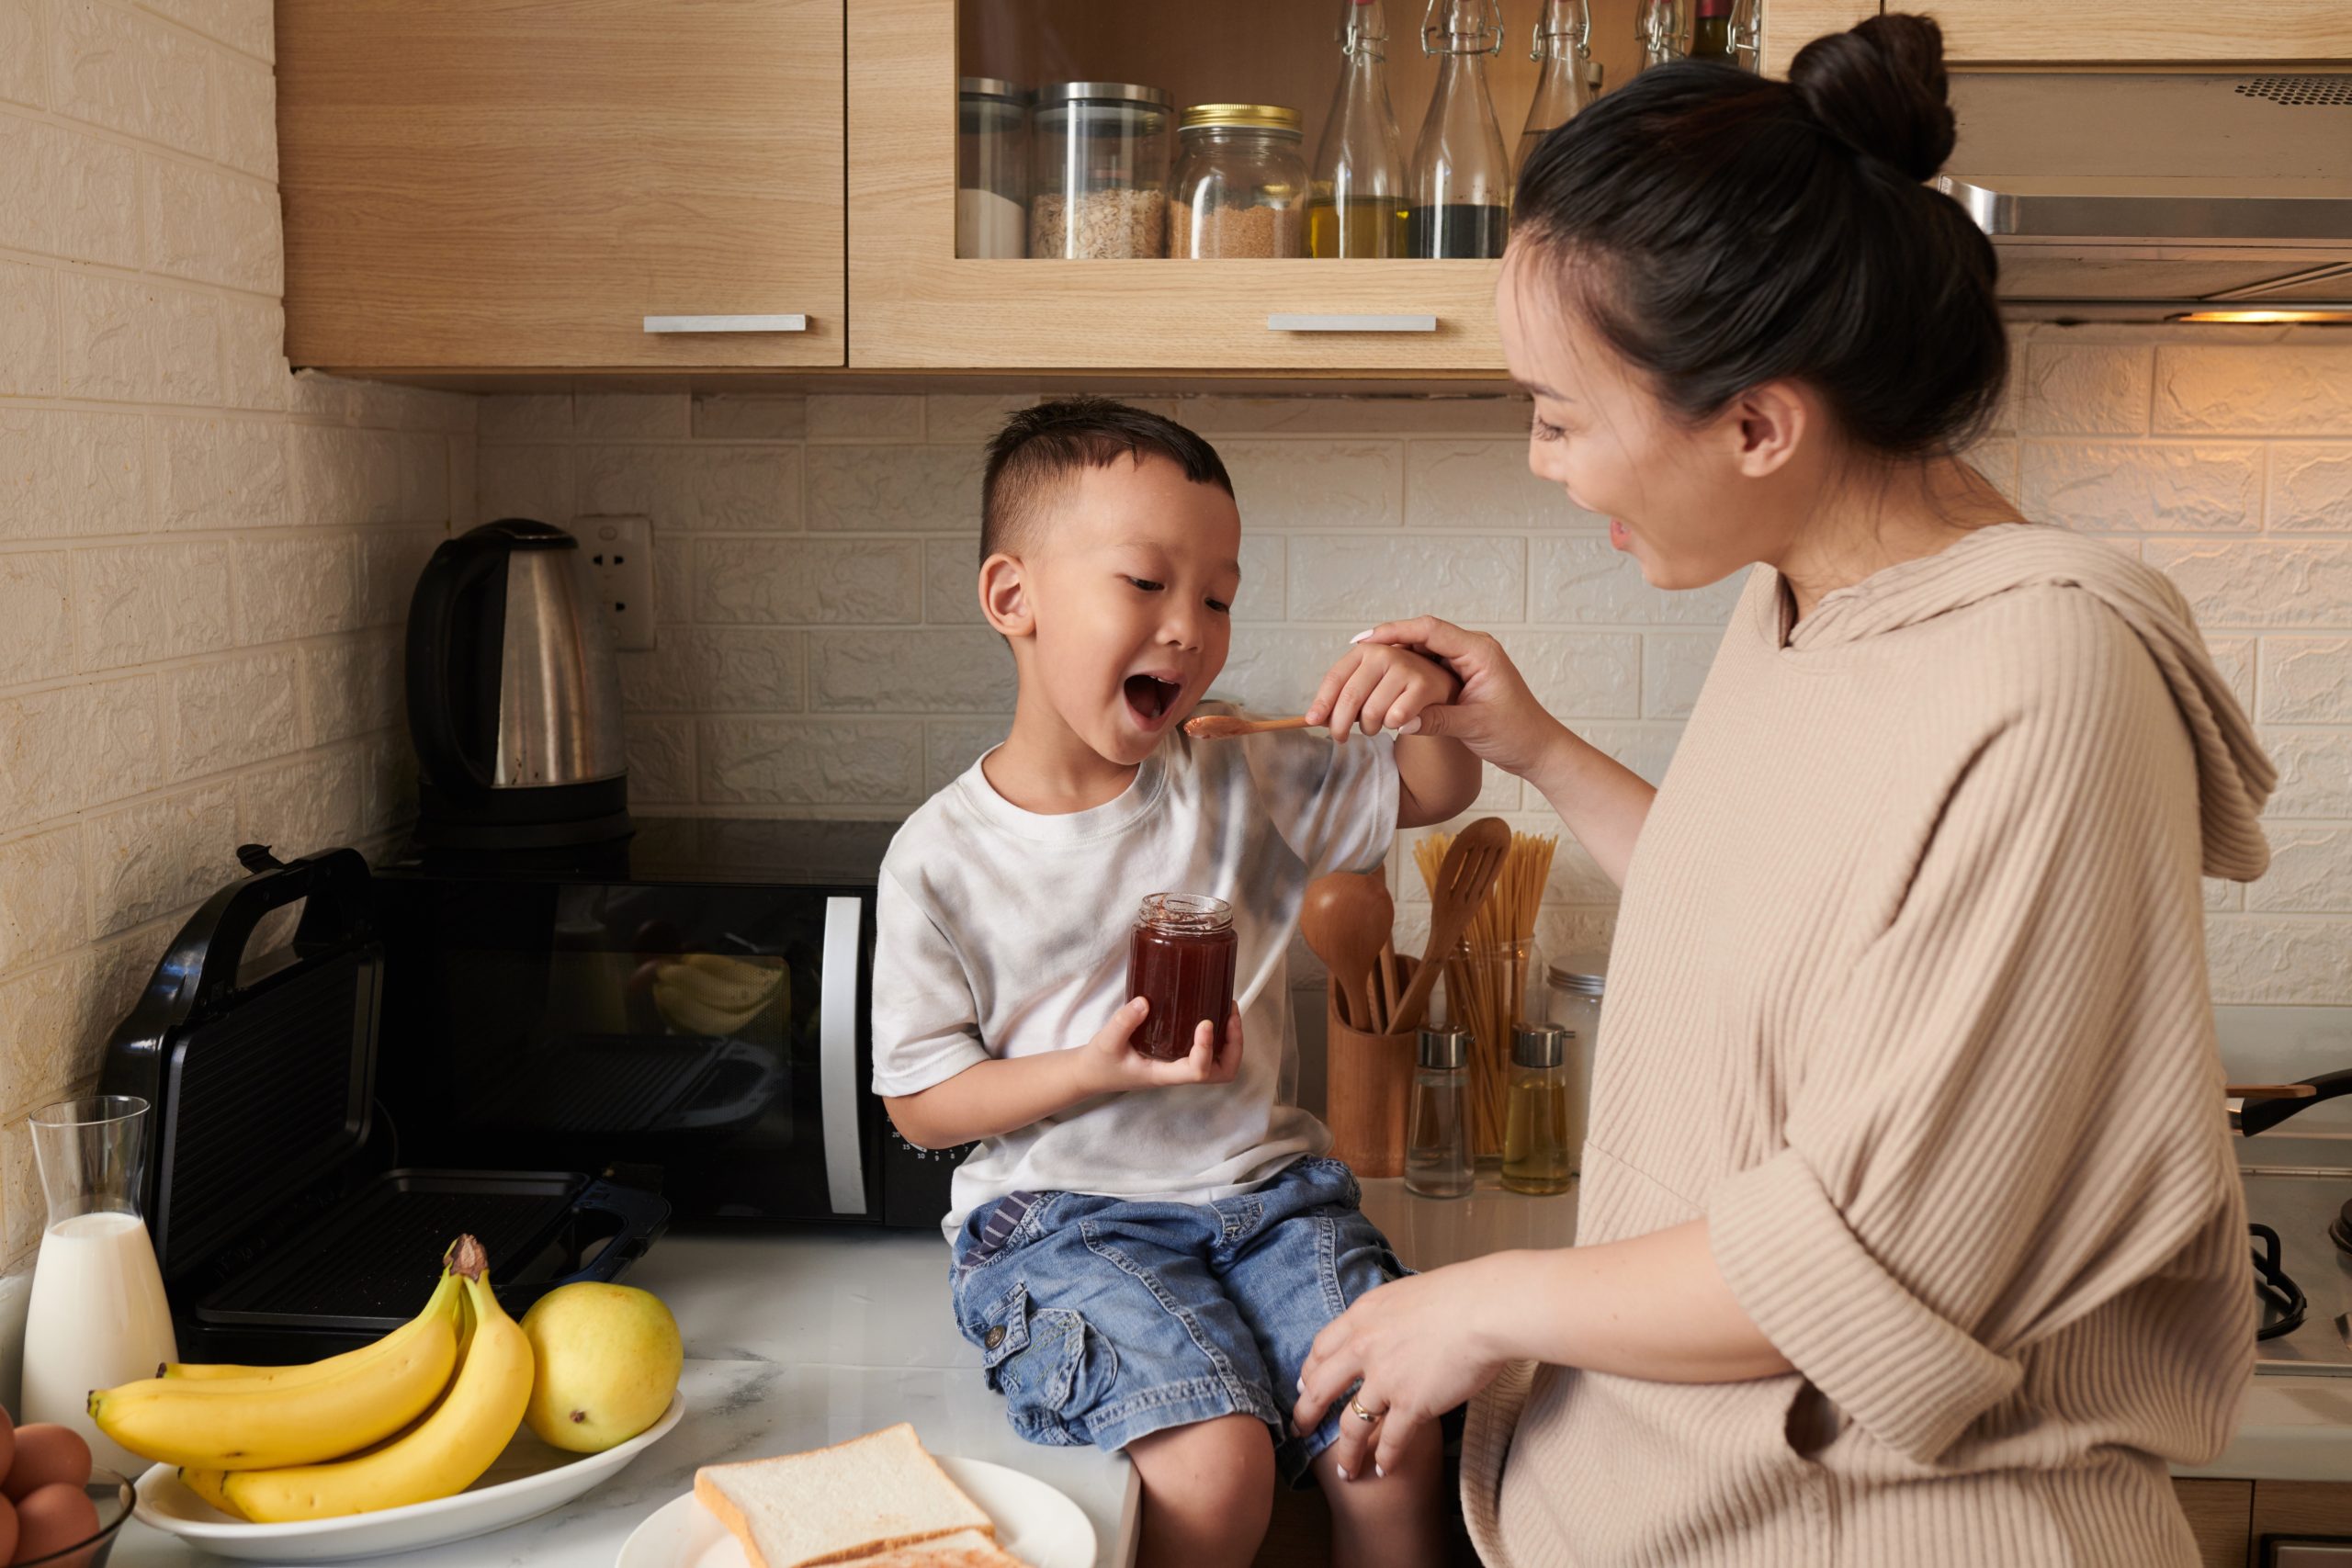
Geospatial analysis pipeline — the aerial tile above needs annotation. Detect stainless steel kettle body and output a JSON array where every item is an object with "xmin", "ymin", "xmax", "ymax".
[{"xmin": 405, "ymin": 518, "xmax": 630, "ymax": 848}]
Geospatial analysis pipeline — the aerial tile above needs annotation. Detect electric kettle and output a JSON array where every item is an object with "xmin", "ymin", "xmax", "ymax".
[{"xmin": 404, "ymin": 518, "xmax": 629, "ymax": 849}]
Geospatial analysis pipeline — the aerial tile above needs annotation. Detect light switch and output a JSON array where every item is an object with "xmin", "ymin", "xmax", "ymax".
[{"xmin": 579, "ymin": 513, "xmax": 655, "ymax": 651}]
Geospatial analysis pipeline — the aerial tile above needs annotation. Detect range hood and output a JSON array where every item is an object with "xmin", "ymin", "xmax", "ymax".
[{"xmin": 1941, "ymin": 72, "xmax": 2352, "ymax": 321}]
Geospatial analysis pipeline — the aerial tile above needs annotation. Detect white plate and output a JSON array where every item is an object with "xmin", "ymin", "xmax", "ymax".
[
  {"xmin": 132, "ymin": 1393, "xmax": 685, "ymax": 1562},
  {"xmin": 616, "ymin": 1455, "xmax": 1096, "ymax": 1568}
]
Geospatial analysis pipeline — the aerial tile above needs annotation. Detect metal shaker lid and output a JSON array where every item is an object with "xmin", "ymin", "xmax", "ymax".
[
  {"xmin": 1419, "ymin": 1025, "xmax": 1471, "ymax": 1070},
  {"xmin": 1513, "ymin": 1022, "xmax": 1568, "ymax": 1068}
]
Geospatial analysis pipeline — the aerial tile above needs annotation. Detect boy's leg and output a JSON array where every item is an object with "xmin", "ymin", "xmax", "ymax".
[
  {"xmin": 1126, "ymin": 1414, "xmax": 1275, "ymax": 1568},
  {"xmin": 1310, "ymin": 1412, "xmax": 1446, "ymax": 1568},
  {"xmin": 1211, "ymin": 1156, "xmax": 1448, "ymax": 1568}
]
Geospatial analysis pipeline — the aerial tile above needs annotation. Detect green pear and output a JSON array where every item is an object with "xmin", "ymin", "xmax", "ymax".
[{"xmin": 519, "ymin": 1282, "xmax": 683, "ymax": 1452}]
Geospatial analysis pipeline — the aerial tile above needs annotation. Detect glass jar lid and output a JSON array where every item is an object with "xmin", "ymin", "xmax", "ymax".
[
  {"xmin": 1180, "ymin": 103, "xmax": 1304, "ymax": 136},
  {"xmin": 1037, "ymin": 81, "xmax": 1171, "ymax": 110},
  {"xmin": 1546, "ymin": 948, "xmax": 1609, "ymax": 995},
  {"xmin": 958, "ymin": 76, "xmax": 1028, "ymax": 104}
]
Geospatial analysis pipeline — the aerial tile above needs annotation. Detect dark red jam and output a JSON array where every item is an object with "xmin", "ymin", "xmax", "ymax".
[{"xmin": 1126, "ymin": 893, "xmax": 1238, "ymax": 1062}]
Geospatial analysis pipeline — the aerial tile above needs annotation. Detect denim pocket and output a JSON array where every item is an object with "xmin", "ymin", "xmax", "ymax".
[{"xmin": 969, "ymin": 1283, "xmax": 1117, "ymax": 1445}]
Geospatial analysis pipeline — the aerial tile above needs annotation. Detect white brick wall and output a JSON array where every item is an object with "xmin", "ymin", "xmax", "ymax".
[
  {"xmin": 481, "ymin": 330, "xmax": 2352, "ymax": 1011},
  {"xmin": 0, "ymin": 0, "xmax": 469, "ymax": 1263}
]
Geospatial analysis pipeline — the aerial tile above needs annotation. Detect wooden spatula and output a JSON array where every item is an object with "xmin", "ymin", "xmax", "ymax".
[{"xmin": 1387, "ymin": 817, "xmax": 1512, "ymax": 1036}]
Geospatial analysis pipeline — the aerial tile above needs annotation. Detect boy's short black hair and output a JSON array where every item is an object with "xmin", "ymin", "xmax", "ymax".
[{"xmin": 980, "ymin": 397, "xmax": 1234, "ymax": 564}]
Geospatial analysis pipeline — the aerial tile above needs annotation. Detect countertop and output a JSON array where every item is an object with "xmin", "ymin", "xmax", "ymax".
[
  {"xmin": 107, "ymin": 1179, "xmax": 1579, "ymax": 1568},
  {"xmin": 105, "ymin": 1168, "xmax": 2352, "ymax": 1568}
]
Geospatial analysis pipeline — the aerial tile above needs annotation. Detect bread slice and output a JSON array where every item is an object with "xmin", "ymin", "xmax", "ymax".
[
  {"xmin": 836, "ymin": 1530, "xmax": 1031, "ymax": 1568},
  {"xmin": 694, "ymin": 1423, "xmax": 996, "ymax": 1568}
]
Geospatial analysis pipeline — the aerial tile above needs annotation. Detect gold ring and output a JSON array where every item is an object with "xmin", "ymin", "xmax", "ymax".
[{"xmin": 1349, "ymin": 1395, "xmax": 1383, "ymax": 1425}]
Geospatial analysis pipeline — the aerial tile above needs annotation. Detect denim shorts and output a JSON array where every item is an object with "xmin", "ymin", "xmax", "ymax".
[{"xmin": 947, "ymin": 1156, "xmax": 1406, "ymax": 1484}]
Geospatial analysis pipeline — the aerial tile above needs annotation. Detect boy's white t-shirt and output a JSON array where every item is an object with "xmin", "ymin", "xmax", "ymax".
[{"xmin": 870, "ymin": 712, "xmax": 1399, "ymax": 1240}]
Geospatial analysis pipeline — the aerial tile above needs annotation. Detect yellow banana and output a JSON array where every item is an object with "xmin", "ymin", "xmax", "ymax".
[
  {"xmin": 652, "ymin": 979, "xmax": 768, "ymax": 1037},
  {"xmin": 158, "ymin": 1271, "xmax": 464, "ymax": 1387},
  {"xmin": 223, "ymin": 1235, "xmax": 535, "ymax": 1523},
  {"xmin": 656, "ymin": 957, "xmax": 781, "ymax": 1015},
  {"xmin": 179, "ymin": 1469, "xmax": 247, "ymax": 1520},
  {"xmin": 90, "ymin": 1271, "xmax": 461, "ymax": 1470}
]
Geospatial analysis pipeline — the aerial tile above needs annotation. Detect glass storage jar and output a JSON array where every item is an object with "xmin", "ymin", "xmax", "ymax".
[
  {"xmin": 958, "ymin": 77, "xmax": 1030, "ymax": 258},
  {"xmin": 1543, "ymin": 950, "xmax": 1607, "ymax": 1176},
  {"xmin": 1172, "ymin": 104, "xmax": 1308, "ymax": 259},
  {"xmin": 1032, "ymin": 82, "xmax": 1172, "ymax": 259}
]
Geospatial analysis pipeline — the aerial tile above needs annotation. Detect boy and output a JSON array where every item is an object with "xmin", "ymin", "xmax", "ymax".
[{"xmin": 873, "ymin": 400, "xmax": 1479, "ymax": 1568}]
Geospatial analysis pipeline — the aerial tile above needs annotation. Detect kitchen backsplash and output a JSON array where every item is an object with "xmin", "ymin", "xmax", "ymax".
[
  {"xmin": 0, "ymin": 0, "xmax": 472, "ymax": 1268},
  {"xmin": 473, "ymin": 340, "xmax": 2352, "ymax": 1021}
]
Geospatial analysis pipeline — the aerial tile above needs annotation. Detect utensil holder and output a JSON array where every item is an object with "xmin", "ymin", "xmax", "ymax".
[{"xmin": 1324, "ymin": 957, "xmax": 1419, "ymax": 1179}]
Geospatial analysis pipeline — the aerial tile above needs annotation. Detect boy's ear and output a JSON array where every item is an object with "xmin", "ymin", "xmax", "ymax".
[{"xmin": 979, "ymin": 552, "xmax": 1035, "ymax": 638}]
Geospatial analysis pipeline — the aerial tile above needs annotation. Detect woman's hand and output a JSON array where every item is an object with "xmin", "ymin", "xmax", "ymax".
[
  {"xmin": 1342, "ymin": 617, "xmax": 1570, "ymax": 781},
  {"xmin": 1293, "ymin": 1258, "xmax": 1514, "ymax": 1481},
  {"xmin": 1306, "ymin": 640, "xmax": 1461, "ymax": 747},
  {"xmin": 1075, "ymin": 998, "xmax": 1244, "ymax": 1094}
]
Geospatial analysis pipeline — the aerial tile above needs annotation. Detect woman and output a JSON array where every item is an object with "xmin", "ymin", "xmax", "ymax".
[{"xmin": 1293, "ymin": 16, "xmax": 2275, "ymax": 1566}]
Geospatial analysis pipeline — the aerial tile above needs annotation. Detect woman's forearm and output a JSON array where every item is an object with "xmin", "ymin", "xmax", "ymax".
[
  {"xmin": 1469, "ymin": 1221, "xmax": 1792, "ymax": 1383},
  {"xmin": 1522, "ymin": 725, "xmax": 1657, "ymax": 888}
]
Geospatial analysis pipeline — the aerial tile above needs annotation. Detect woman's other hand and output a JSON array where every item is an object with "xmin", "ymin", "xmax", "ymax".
[
  {"xmin": 1335, "ymin": 617, "xmax": 1569, "ymax": 781},
  {"xmin": 1294, "ymin": 1258, "xmax": 1514, "ymax": 1482}
]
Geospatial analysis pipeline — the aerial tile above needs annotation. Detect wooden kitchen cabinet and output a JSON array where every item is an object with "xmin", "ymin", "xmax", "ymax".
[
  {"xmin": 277, "ymin": 0, "xmax": 845, "ymax": 373},
  {"xmin": 1873, "ymin": 1, "xmax": 2352, "ymax": 63},
  {"xmin": 2175, "ymin": 1479, "xmax": 2254, "ymax": 1568}
]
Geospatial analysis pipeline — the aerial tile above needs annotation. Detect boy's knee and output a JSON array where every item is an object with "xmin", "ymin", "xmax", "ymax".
[{"xmin": 1128, "ymin": 1414, "xmax": 1277, "ymax": 1518}]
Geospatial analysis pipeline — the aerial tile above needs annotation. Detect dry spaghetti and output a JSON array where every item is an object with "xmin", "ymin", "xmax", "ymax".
[{"xmin": 1414, "ymin": 828, "xmax": 1557, "ymax": 1156}]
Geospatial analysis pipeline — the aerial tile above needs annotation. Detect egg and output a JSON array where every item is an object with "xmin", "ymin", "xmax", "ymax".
[
  {"xmin": 0, "ymin": 1427, "xmax": 87, "ymax": 1505},
  {"xmin": 9, "ymin": 1483, "xmax": 95, "ymax": 1564}
]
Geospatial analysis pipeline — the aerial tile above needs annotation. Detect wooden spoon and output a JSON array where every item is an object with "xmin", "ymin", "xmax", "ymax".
[
  {"xmin": 1301, "ymin": 873, "xmax": 1394, "ymax": 1033},
  {"xmin": 1184, "ymin": 714, "xmax": 1314, "ymax": 739},
  {"xmin": 1388, "ymin": 817, "xmax": 1512, "ymax": 1036}
]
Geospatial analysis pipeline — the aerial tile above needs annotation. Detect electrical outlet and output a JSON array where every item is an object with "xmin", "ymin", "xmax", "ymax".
[{"xmin": 579, "ymin": 514, "xmax": 655, "ymax": 651}]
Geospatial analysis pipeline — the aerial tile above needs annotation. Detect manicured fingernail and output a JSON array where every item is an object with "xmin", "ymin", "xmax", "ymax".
[
  {"xmin": 1336, "ymin": 1466, "xmax": 1351, "ymax": 1482},
  {"xmin": 1295, "ymin": 1375, "xmax": 1306, "ymax": 1392},
  {"xmin": 1398, "ymin": 717, "xmax": 1421, "ymax": 736},
  {"xmin": 1350, "ymin": 629, "xmax": 1372, "ymax": 644},
  {"xmin": 1374, "ymin": 1465, "xmax": 1385, "ymax": 1479}
]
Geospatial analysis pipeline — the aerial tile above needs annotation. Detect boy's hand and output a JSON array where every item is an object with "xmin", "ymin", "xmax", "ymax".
[
  {"xmin": 1306, "ymin": 640, "xmax": 1463, "ymax": 747},
  {"xmin": 1077, "ymin": 998, "xmax": 1245, "ymax": 1094}
]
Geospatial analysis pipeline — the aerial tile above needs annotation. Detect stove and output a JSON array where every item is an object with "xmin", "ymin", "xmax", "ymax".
[{"xmin": 2241, "ymin": 1138, "xmax": 2352, "ymax": 1378}]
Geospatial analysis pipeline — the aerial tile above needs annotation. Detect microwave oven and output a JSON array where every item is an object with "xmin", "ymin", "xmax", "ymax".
[{"xmin": 371, "ymin": 818, "xmax": 965, "ymax": 1230}]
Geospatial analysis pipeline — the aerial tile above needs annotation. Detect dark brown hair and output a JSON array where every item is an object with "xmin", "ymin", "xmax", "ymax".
[
  {"xmin": 1513, "ymin": 14, "xmax": 2005, "ymax": 459},
  {"xmin": 980, "ymin": 397, "xmax": 1235, "ymax": 562}
]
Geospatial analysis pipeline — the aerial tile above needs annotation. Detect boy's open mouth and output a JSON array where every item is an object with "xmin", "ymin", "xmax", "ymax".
[{"xmin": 1123, "ymin": 673, "xmax": 1182, "ymax": 727}]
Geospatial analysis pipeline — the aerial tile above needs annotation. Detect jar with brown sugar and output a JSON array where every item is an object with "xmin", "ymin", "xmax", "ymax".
[{"xmin": 1171, "ymin": 104, "xmax": 1308, "ymax": 259}]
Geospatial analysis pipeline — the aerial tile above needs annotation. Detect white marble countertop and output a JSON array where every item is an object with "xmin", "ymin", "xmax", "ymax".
[
  {"xmin": 103, "ymin": 1167, "xmax": 2352, "ymax": 1567},
  {"xmin": 107, "ymin": 1178, "xmax": 1578, "ymax": 1568}
]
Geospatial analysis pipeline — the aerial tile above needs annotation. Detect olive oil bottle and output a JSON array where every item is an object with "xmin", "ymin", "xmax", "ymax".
[{"xmin": 1307, "ymin": 0, "xmax": 1410, "ymax": 257}]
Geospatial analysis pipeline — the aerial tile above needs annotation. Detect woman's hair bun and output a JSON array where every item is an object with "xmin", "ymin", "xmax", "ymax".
[{"xmin": 1788, "ymin": 14, "xmax": 1956, "ymax": 183}]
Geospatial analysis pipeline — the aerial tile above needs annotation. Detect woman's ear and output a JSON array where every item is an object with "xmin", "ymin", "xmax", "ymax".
[
  {"xmin": 1728, "ymin": 379, "xmax": 1810, "ymax": 479},
  {"xmin": 979, "ymin": 552, "xmax": 1034, "ymax": 638}
]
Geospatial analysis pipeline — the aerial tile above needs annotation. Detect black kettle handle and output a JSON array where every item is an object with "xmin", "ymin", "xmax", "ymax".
[
  {"xmin": 2236, "ymin": 1068, "xmax": 2352, "ymax": 1137},
  {"xmin": 404, "ymin": 527, "xmax": 509, "ymax": 795}
]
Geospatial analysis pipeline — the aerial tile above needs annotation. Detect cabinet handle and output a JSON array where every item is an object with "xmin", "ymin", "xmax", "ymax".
[
  {"xmin": 1267, "ymin": 313, "xmax": 1439, "ymax": 333},
  {"xmin": 819, "ymin": 894, "xmax": 868, "ymax": 1217},
  {"xmin": 641, "ymin": 313, "xmax": 809, "ymax": 333}
]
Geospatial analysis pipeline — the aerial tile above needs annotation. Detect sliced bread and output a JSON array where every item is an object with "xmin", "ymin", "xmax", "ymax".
[
  {"xmin": 837, "ymin": 1529, "xmax": 1032, "ymax": 1567},
  {"xmin": 694, "ymin": 1423, "xmax": 996, "ymax": 1568}
]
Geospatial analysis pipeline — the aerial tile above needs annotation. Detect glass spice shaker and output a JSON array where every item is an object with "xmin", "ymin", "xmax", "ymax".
[
  {"xmin": 1407, "ymin": 1025, "xmax": 1475, "ymax": 1199},
  {"xmin": 1501, "ymin": 1023, "xmax": 1574, "ymax": 1195}
]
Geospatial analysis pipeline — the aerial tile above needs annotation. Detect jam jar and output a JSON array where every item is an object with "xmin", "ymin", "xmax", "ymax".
[{"xmin": 1126, "ymin": 893, "xmax": 1238, "ymax": 1061}]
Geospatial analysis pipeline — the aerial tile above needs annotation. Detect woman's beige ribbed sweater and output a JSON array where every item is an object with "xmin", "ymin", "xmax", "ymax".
[{"xmin": 1463, "ymin": 525, "xmax": 2277, "ymax": 1568}]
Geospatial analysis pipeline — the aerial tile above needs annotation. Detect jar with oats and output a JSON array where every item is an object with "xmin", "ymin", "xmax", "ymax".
[
  {"xmin": 1171, "ymin": 104, "xmax": 1309, "ymax": 259},
  {"xmin": 1032, "ymin": 82, "xmax": 1171, "ymax": 259}
]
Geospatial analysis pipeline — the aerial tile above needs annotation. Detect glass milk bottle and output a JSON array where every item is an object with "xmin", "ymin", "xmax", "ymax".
[{"xmin": 22, "ymin": 1095, "xmax": 177, "ymax": 1475}]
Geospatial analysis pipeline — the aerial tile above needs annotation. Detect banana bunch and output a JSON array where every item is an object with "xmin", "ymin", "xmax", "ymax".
[
  {"xmin": 652, "ymin": 952, "xmax": 786, "ymax": 1037},
  {"xmin": 92, "ymin": 1235, "xmax": 536, "ymax": 1524}
]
